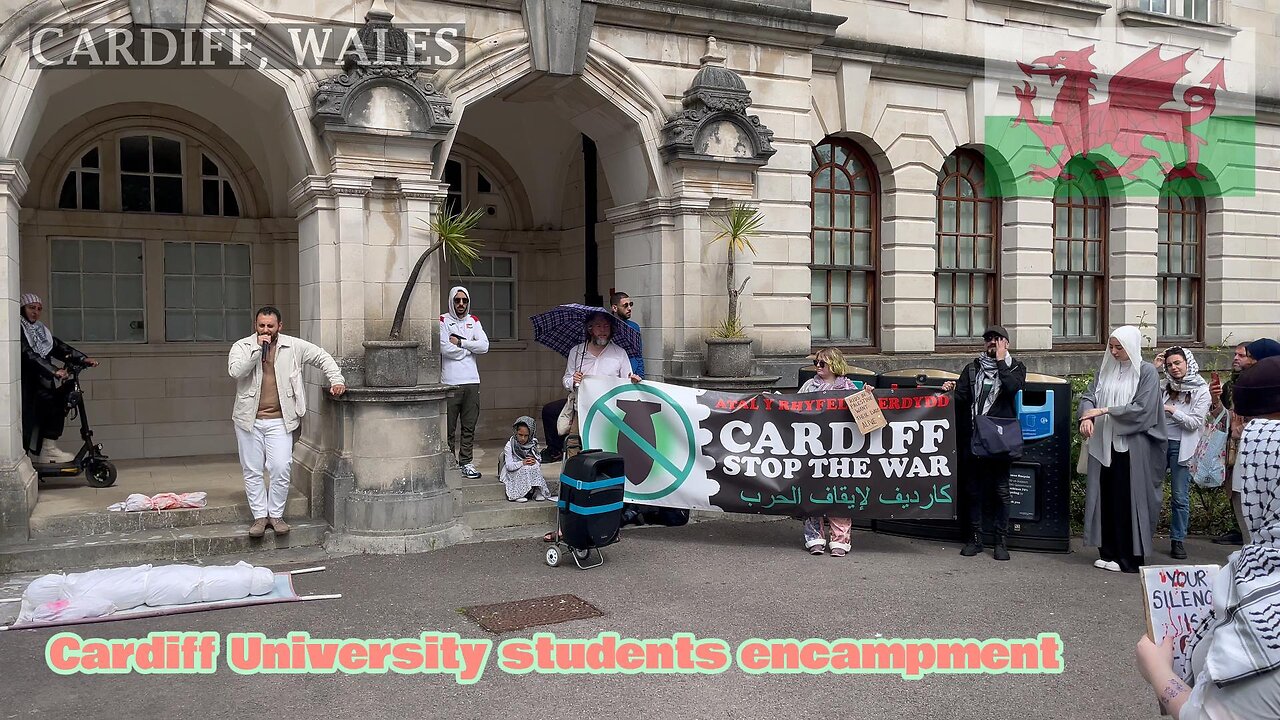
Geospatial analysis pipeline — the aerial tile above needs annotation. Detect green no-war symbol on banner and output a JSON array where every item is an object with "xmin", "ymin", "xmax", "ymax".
[{"xmin": 581, "ymin": 383, "xmax": 698, "ymax": 501}]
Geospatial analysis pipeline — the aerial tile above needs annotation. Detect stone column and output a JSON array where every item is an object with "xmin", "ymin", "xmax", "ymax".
[
  {"xmin": 879, "ymin": 166, "xmax": 940, "ymax": 353},
  {"xmin": 0, "ymin": 159, "xmax": 33, "ymax": 542},
  {"xmin": 1000, "ymin": 197, "xmax": 1054, "ymax": 351},
  {"xmin": 1108, "ymin": 196, "xmax": 1160, "ymax": 346}
]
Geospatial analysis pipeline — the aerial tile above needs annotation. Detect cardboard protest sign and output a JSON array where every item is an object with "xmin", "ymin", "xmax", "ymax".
[
  {"xmin": 847, "ymin": 388, "xmax": 888, "ymax": 435},
  {"xmin": 1140, "ymin": 565, "xmax": 1220, "ymax": 681}
]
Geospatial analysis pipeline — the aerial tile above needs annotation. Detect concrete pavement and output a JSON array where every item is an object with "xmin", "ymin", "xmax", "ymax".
[{"xmin": 0, "ymin": 518, "xmax": 1234, "ymax": 719}]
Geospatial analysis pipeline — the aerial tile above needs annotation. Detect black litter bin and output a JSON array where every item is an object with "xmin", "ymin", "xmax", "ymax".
[
  {"xmin": 998, "ymin": 372, "xmax": 1072, "ymax": 552},
  {"xmin": 871, "ymin": 369, "xmax": 963, "ymax": 541},
  {"xmin": 798, "ymin": 363, "xmax": 876, "ymax": 390},
  {"xmin": 873, "ymin": 369, "xmax": 1073, "ymax": 553}
]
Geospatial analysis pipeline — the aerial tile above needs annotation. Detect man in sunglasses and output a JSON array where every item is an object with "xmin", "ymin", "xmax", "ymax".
[
  {"xmin": 940, "ymin": 325, "xmax": 1026, "ymax": 561},
  {"xmin": 441, "ymin": 286, "xmax": 490, "ymax": 479},
  {"xmin": 610, "ymin": 291, "xmax": 645, "ymax": 379}
]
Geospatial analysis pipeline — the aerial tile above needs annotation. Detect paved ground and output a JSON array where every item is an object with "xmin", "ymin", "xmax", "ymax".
[{"xmin": 0, "ymin": 519, "xmax": 1234, "ymax": 719}]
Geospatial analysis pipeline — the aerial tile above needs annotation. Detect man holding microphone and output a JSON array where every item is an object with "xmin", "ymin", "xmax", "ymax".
[{"xmin": 228, "ymin": 307, "xmax": 346, "ymax": 538}]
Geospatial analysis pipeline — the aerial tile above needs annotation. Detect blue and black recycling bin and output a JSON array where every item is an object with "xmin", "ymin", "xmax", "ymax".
[
  {"xmin": 871, "ymin": 369, "xmax": 1072, "ymax": 553},
  {"xmin": 999, "ymin": 372, "xmax": 1072, "ymax": 552}
]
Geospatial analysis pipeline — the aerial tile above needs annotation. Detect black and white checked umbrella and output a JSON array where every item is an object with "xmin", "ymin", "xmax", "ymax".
[{"xmin": 530, "ymin": 304, "xmax": 642, "ymax": 359}]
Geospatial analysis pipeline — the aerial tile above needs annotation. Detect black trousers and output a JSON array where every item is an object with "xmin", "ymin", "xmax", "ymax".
[
  {"xmin": 1099, "ymin": 450, "xmax": 1144, "ymax": 573},
  {"xmin": 21, "ymin": 379, "xmax": 74, "ymax": 454},
  {"xmin": 963, "ymin": 454, "xmax": 1011, "ymax": 537},
  {"xmin": 541, "ymin": 399, "xmax": 567, "ymax": 455}
]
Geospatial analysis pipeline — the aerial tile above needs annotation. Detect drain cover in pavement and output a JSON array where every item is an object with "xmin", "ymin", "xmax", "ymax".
[{"xmin": 461, "ymin": 594, "xmax": 603, "ymax": 633}]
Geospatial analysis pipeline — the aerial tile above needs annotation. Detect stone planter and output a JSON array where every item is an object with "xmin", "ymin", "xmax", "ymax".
[
  {"xmin": 704, "ymin": 337, "xmax": 753, "ymax": 378},
  {"xmin": 363, "ymin": 340, "xmax": 420, "ymax": 387}
]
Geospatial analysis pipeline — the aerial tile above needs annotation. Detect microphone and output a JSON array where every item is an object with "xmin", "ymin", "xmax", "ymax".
[{"xmin": 261, "ymin": 339, "xmax": 270, "ymax": 365}]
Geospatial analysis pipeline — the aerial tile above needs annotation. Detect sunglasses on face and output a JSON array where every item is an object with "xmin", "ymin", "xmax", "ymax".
[
  {"xmin": 454, "ymin": 298, "xmax": 468, "ymax": 305},
  {"xmin": 815, "ymin": 360, "xmax": 828, "ymax": 368},
  {"xmin": 621, "ymin": 302, "xmax": 634, "ymax": 308}
]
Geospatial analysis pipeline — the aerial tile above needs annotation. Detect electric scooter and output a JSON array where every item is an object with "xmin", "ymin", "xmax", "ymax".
[{"xmin": 31, "ymin": 361, "xmax": 117, "ymax": 488}]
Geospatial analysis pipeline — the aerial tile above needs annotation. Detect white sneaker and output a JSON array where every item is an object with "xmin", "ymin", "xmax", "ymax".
[
  {"xmin": 1093, "ymin": 559, "xmax": 1121, "ymax": 572},
  {"xmin": 514, "ymin": 497, "xmax": 528, "ymax": 503},
  {"xmin": 460, "ymin": 463, "xmax": 482, "ymax": 479},
  {"xmin": 36, "ymin": 442, "xmax": 76, "ymax": 464}
]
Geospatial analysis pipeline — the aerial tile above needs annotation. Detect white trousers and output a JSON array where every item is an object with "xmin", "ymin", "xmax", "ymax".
[{"xmin": 235, "ymin": 419, "xmax": 293, "ymax": 519}]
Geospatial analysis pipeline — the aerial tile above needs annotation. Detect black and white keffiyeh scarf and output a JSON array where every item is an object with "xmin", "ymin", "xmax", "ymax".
[
  {"xmin": 1183, "ymin": 418, "xmax": 1280, "ymax": 686},
  {"xmin": 20, "ymin": 316, "xmax": 53, "ymax": 358}
]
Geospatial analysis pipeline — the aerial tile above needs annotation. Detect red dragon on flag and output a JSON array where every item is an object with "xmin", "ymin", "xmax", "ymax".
[{"xmin": 1012, "ymin": 44, "xmax": 1226, "ymax": 181}]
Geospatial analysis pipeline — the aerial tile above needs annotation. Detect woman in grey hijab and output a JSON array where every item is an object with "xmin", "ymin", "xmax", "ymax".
[{"xmin": 500, "ymin": 416, "xmax": 553, "ymax": 502}]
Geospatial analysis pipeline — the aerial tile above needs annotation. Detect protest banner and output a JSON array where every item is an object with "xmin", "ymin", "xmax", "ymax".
[
  {"xmin": 1140, "ymin": 565, "xmax": 1220, "ymax": 682},
  {"xmin": 575, "ymin": 377, "xmax": 957, "ymax": 519}
]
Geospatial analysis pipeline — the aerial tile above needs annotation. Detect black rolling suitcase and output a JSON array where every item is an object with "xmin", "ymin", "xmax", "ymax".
[{"xmin": 545, "ymin": 450, "xmax": 625, "ymax": 569}]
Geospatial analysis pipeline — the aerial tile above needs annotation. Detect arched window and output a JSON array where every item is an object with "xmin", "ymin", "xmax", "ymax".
[
  {"xmin": 201, "ymin": 154, "xmax": 240, "ymax": 217},
  {"xmin": 1157, "ymin": 183, "xmax": 1205, "ymax": 343},
  {"xmin": 120, "ymin": 134, "xmax": 183, "ymax": 213},
  {"xmin": 57, "ymin": 146, "xmax": 101, "ymax": 210},
  {"xmin": 811, "ymin": 139, "xmax": 878, "ymax": 347},
  {"xmin": 1052, "ymin": 159, "xmax": 1108, "ymax": 344},
  {"xmin": 936, "ymin": 151, "xmax": 998, "ymax": 342}
]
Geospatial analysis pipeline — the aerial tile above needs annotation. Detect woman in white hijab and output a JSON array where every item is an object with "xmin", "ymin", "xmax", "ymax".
[
  {"xmin": 19, "ymin": 293, "xmax": 97, "ymax": 463},
  {"xmin": 1135, "ymin": 356, "xmax": 1280, "ymax": 717},
  {"xmin": 1078, "ymin": 325, "xmax": 1167, "ymax": 573}
]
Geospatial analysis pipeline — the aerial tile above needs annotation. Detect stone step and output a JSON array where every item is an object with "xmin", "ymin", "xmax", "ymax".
[
  {"xmin": 462, "ymin": 499, "xmax": 557, "ymax": 531},
  {"xmin": 456, "ymin": 479, "xmax": 561, "ymax": 504},
  {"xmin": 28, "ymin": 492, "xmax": 310, "ymax": 539},
  {"xmin": 0, "ymin": 520, "xmax": 328, "ymax": 574}
]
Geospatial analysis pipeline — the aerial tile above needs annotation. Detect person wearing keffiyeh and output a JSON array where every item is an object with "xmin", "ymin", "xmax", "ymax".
[
  {"xmin": 941, "ymin": 325, "xmax": 1027, "ymax": 562},
  {"xmin": 18, "ymin": 293, "xmax": 97, "ymax": 464},
  {"xmin": 499, "ymin": 416, "xmax": 553, "ymax": 503},
  {"xmin": 1156, "ymin": 347, "xmax": 1211, "ymax": 560},
  {"xmin": 1137, "ymin": 355, "xmax": 1280, "ymax": 718}
]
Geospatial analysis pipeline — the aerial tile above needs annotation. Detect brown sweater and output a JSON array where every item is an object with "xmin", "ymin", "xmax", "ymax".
[{"xmin": 257, "ymin": 347, "xmax": 283, "ymax": 420}]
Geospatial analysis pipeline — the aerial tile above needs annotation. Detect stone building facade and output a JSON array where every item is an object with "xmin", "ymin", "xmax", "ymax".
[{"xmin": 0, "ymin": 0, "xmax": 1276, "ymax": 543}]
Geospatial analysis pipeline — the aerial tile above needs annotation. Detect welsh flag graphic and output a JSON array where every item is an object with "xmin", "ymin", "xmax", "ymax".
[{"xmin": 984, "ymin": 44, "xmax": 1256, "ymax": 197}]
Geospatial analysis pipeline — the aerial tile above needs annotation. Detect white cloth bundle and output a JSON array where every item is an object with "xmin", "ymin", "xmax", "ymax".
[
  {"xmin": 18, "ymin": 561, "xmax": 275, "ymax": 622},
  {"xmin": 107, "ymin": 492, "xmax": 208, "ymax": 512}
]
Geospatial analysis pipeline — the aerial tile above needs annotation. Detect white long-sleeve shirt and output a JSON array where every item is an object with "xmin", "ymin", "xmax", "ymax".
[
  {"xmin": 440, "ymin": 312, "xmax": 489, "ymax": 385},
  {"xmin": 563, "ymin": 341, "xmax": 632, "ymax": 390}
]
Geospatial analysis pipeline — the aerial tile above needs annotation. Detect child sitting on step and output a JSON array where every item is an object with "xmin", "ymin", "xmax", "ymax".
[{"xmin": 500, "ymin": 416, "xmax": 554, "ymax": 503}]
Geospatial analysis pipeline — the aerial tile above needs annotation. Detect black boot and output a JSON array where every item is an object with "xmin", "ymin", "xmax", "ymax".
[
  {"xmin": 960, "ymin": 532, "xmax": 983, "ymax": 557},
  {"xmin": 1170, "ymin": 541, "xmax": 1187, "ymax": 560},
  {"xmin": 993, "ymin": 536, "xmax": 1010, "ymax": 561}
]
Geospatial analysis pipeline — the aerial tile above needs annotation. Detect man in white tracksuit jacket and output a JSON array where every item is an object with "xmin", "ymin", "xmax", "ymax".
[
  {"xmin": 228, "ymin": 306, "xmax": 346, "ymax": 538},
  {"xmin": 441, "ymin": 285, "xmax": 489, "ymax": 479}
]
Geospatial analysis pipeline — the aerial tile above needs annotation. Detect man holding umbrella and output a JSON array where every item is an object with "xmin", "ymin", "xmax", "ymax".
[{"xmin": 536, "ymin": 308, "xmax": 642, "ymax": 462}]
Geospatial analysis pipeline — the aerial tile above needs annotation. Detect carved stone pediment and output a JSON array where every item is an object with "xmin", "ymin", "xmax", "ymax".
[
  {"xmin": 660, "ymin": 38, "xmax": 776, "ymax": 166},
  {"xmin": 310, "ymin": 8, "xmax": 455, "ymax": 140}
]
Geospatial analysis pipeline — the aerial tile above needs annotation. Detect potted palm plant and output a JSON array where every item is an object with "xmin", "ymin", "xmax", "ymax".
[
  {"xmin": 704, "ymin": 203, "xmax": 763, "ymax": 378},
  {"xmin": 364, "ymin": 207, "xmax": 484, "ymax": 387}
]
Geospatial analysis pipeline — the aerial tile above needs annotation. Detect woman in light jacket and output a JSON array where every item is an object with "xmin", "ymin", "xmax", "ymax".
[
  {"xmin": 1078, "ymin": 326, "xmax": 1168, "ymax": 573},
  {"xmin": 1155, "ymin": 346, "xmax": 1211, "ymax": 560}
]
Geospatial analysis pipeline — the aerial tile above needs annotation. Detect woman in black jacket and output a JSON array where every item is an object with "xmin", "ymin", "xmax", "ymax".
[
  {"xmin": 19, "ymin": 293, "xmax": 96, "ymax": 463},
  {"xmin": 941, "ymin": 325, "xmax": 1027, "ymax": 560}
]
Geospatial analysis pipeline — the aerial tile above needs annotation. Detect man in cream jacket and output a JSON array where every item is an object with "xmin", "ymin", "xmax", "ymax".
[{"xmin": 228, "ymin": 306, "xmax": 346, "ymax": 537}]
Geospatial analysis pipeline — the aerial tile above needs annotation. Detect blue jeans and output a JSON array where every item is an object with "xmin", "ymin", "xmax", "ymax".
[{"xmin": 1168, "ymin": 440, "xmax": 1190, "ymax": 542}]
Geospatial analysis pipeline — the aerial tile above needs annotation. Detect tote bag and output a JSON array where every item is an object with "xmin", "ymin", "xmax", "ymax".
[{"xmin": 1190, "ymin": 409, "xmax": 1229, "ymax": 488}]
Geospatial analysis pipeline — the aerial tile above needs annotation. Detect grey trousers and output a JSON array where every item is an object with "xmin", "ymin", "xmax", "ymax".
[{"xmin": 446, "ymin": 383, "xmax": 481, "ymax": 465}]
